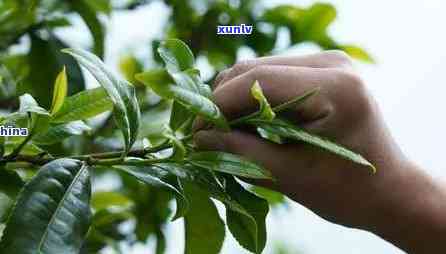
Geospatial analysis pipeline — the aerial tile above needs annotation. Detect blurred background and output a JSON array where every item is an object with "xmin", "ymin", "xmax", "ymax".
[{"xmin": 2, "ymin": 0, "xmax": 446, "ymax": 253}]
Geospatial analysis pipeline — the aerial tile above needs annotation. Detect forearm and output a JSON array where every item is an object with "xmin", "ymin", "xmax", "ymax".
[{"xmin": 364, "ymin": 161, "xmax": 446, "ymax": 253}]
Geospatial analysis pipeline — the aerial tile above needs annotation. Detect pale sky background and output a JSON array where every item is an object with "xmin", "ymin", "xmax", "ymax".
[{"xmin": 61, "ymin": 0, "xmax": 446, "ymax": 253}]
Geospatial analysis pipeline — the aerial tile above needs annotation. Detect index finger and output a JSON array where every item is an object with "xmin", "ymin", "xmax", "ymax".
[
  {"xmin": 213, "ymin": 65, "xmax": 339, "ymax": 123},
  {"xmin": 214, "ymin": 50, "xmax": 353, "ymax": 89}
]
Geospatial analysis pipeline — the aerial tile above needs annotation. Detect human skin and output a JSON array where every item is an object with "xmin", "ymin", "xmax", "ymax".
[{"xmin": 193, "ymin": 51, "xmax": 446, "ymax": 253}]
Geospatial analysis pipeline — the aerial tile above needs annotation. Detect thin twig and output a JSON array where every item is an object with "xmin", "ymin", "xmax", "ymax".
[
  {"xmin": 5, "ymin": 134, "xmax": 33, "ymax": 160},
  {"xmin": 0, "ymin": 140, "xmax": 173, "ymax": 166},
  {"xmin": 69, "ymin": 140, "xmax": 170, "ymax": 160}
]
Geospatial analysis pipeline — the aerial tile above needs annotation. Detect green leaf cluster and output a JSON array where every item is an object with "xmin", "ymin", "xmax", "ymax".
[
  {"xmin": 0, "ymin": 39, "xmax": 374, "ymax": 254},
  {"xmin": 0, "ymin": 1, "xmax": 375, "ymax": 253}
]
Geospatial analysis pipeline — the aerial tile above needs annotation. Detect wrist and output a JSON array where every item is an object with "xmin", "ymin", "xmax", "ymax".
[{"xmin": 363, "ymin": 160, "xmax": 446, "ymax": 252}]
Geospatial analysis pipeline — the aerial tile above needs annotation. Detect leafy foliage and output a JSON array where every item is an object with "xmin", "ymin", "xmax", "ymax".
[
  {"xmin": 50, "ymin": 67, "xmax": 68, "ymax": 115},
  {"xmin": 225, "ymin": 177, "xmax": 269, "ymax": 254},
  {"xmin": 246, "ymin": 118, "xmax": 375, "ymax": 172},
  {"xmin": 51, "ymin": 87, "xmax": 113, "ymax": 124},
  {"xmin": 183, "ymin": 183, "xmax": 225, "ymax": 254},
  {"xmin": 188, "ymin": 151, "xmax": 272, "ymax": 179},
  {"xmin": 0, "ymin": 159, "xmax": 91, "ymax": 254},
  {"xmin": 0, "ymin": 1, "xmax": 374, "ymax": 253},
  {"xmin": 62, "ymin": 48, "xmax": 141, "ymax": 156}
]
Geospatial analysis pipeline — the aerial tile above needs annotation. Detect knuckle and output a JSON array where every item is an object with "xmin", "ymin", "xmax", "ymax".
[
  {"xmin": 333, "ymin": 69, "xmax": 374, "ymax": 115},
  {"xmin": 213, "ymin": 69, "xmax": 231, "ymax": 88},
  {"xmin": 248, "ymin": 65, "xmax": 270, "ymax": 79},
  {"xmin": 229, "ymin": 60, "xmax": 254, "ymax": 77},
  {"xmin": 323, "ymin": 50, "xmax": 353, "ymax": 68},
  {"xmin": 214, "ymin": 60, "xmax": 257, "ymax": 88},
  {"xmin": 338, "ymin": 69, "xmax": 364, "ymax": 89}
]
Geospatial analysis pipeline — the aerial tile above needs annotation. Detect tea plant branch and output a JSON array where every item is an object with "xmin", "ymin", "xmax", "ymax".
[
  {"xmin": 0, "ymin": 109, "xmax": 246, "ymax": 167},
  {"xmin": 0, "ymin": 140, "xmax": 172, "ymax": 166},
  {"xmin": 0, "ymin": 85, "xmax": 320, "ymax": 167},
  {"xmin": 1, "ymin": 154, "xmax": 52, "ymax": 166},
  {"xmin": 94, "ymin": 157, "xmax": 173, "ymax": 166},
  {"xmin": 70, "ymin": 140, "xmax": 171, "ymax": 160},
  {"xmin": 0, "ymin": 151, "xmax": 169, "ymax": 167}
]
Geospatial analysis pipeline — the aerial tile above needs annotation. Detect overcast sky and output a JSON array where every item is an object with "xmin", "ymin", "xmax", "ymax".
[{"xmin": 63, "ymin": 1, "xmax": 446, "ymax": 253}]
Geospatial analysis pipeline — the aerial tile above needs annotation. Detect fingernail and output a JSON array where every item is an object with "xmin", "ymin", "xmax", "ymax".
[{"xmin": 194, "ymin": 130, "xmax": 226, "ymax": 151}]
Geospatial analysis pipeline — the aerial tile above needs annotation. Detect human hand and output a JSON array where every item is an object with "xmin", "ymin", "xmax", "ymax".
[{"xmin": 194, "ymin": 51, "xmax": 446, "ymax": 253}]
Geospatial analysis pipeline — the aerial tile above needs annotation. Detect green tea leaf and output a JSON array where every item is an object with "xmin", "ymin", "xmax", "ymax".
[
  {"xmin": 30, "ymin": 115, "xmax": 51, "ymax": 138},
  {"xmin": 136, "ymin": 73, "xmax": 228, "ymax": 129},
  {"xmin": 18, "ymin": 94, "xmax": 50, "ymax": 136},
  {"xmin": 158, "ymin": 39, "xmax": 195, "ymax": 73},
  {"xmin": 0, "ymin": 170, "xmax": 23, "ymax": 222},
  {"xmin": 251, "ymin": 186, "xmax": 286, "ymax": 207},
  {"xmin": 169, "ymin": 69, "xmax": 198, "ymax": 92},
  {"xmin": 171, "ymin": 69, "xmax": 212, "ymax": 98},
  {"xmin": 179, "ymin": 167, "xmax": 268, "ymax": 253},
  {"xmin": 63, "ymin": 48, "xmax": 141, "ymax": 155},
  {"xmin": 256, "ymin": 127, "xmax": 283, "ymax": 144},
  {"xmin": 0, "ymin": 159, "xmax": 91, "ymax": 254},
  {"xmin": 33, "ymin": 121, "xmax": 91, "ymax": 145},
  {"xmin": 182, "ymin": 165, "xmax": 251, "ymax": 216},
  {"xmin": 157, "ymin": 39, "xmax": 212, "ymax": 99},
  {"xmin": 250, "ymin": 118, "xmax": 375, "ymax": 172},
  {"xmin": 134, "ymin": 68, "xmax": 172, "ymax": 86},
  {"xmin": 170, "ymin": 101, "xmax": 193, "ymax": 131},
  {"xmin": 114, "ymin": 165, "xmax": 181, "ymax": 194},
  {"xmin": 113, "ymin": 165, "xmax": 188, "ymax": 217},
  {"xmin": 251, "ymin": 80, "xmax": 275, "ymax": 121},
  {"xmin": 183, "ymin": 182, "xmax": 225, "ymax": 254},
  {"xmin": 272, "ymin": 87, "xmax": 320, "ymax": 113},
  {"xmin": 18, "ymin": 94, "xmax": 49, "ymax": 116},
  {"xmin": 188, "ymin": 152, "xmax": 272, "ymax": 179},
  {"xmin": 341, "ymin": 45, "xmax": 375, "ymax": 63},
  {"xmin": 50, "ymin": 67, "xmax": 68, "ymax": 115},
  {"xmin": 134, "ymin": 69, "xmax": 194, "ymax": 131},
  {"xmin": 225, "ymin": 177, "xmax": 269, "ymax": 254},
  {"xmin": 51, "ymin": 87, "xmax": 113, "ymax": 124}
]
